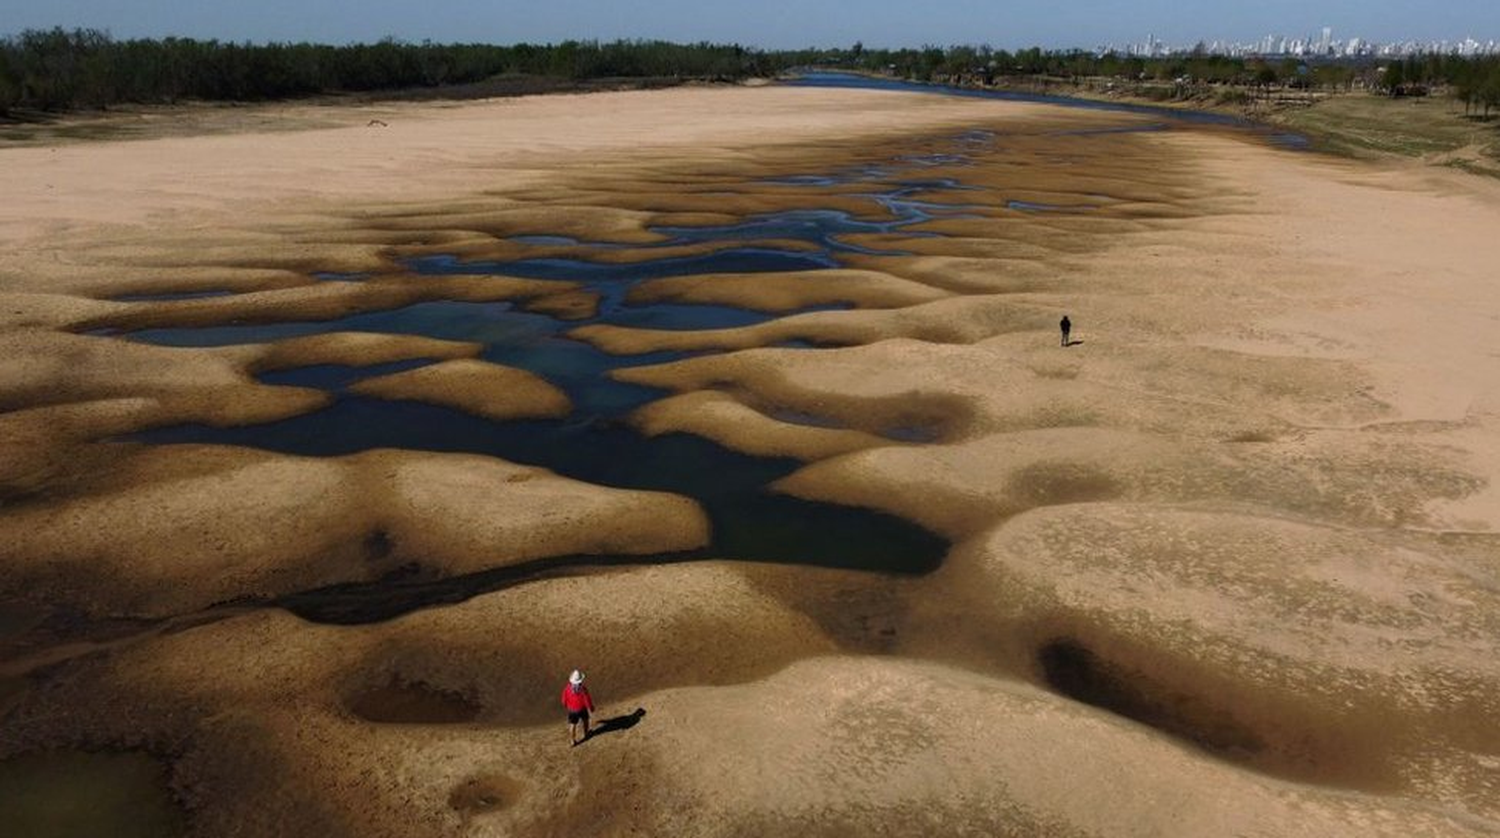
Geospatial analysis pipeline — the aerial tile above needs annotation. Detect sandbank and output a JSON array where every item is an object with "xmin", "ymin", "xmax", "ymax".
[{"xmin": 349, "ymin": 359, "xmax": 572, "ymax": 422}]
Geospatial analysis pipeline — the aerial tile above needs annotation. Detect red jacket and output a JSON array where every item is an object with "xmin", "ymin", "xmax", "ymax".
[{"xmin": 561, "ymin": 683, "xmax": 594, "ymax": 713}]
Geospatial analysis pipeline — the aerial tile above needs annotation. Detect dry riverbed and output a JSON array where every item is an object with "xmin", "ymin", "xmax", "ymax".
[{"xmin": 1, "ymin": 83, "xmax": 1498, "ymax": 836}]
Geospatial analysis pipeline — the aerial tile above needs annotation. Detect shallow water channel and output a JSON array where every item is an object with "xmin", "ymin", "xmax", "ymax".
[
  {"xmin": 0, "ymin": 81, "xmax": 1319, "ymax": 833},
  {"xmin": 111, "ymin": 79, "xmax": 1305, "ymax": 619},
  {"xmin": 120, "ymin": 174, "xmax": 978, "ymax": 613},
  {"xmin": 94, "ymin": 71, "xmax": 1315, "ymax": 627}
]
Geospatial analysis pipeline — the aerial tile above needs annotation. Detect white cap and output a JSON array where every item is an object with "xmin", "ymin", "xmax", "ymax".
[{"xmin": 569, "ymin": 669, "xmax": 584, "ymax": 685}]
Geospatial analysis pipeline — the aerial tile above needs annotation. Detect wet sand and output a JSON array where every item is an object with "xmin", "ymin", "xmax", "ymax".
[{"xmin": 1, "ymin": 84, "xmax": 1498, "ymax": 836}]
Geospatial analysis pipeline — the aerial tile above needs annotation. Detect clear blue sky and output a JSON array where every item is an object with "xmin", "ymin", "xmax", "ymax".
[{"xmin": 6, "ymin": 0, "xmax": 1497, "ymax": 49}]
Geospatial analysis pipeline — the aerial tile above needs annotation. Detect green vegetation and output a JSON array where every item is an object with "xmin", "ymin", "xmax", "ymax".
[
  {"xmin": 821, "ymin": 43, "xmax": 1499, "ymax": 107},
  {"xmin": 3, "ymin": 27, "xmax": 1498, "ymax": 174},
  {"xmin": 1274, "ymin": 94, "xmax": 1500, "ymax": 174},
  {"xmin": 816, "ymin": 43, "xmax": 1499, "ymax": 173},
  {"xmin": 0, "ymin": 28, "xmax": 783, "ymax": 115},
  {"xmin": 818, "ymin": 42, "xmax": 1324, "ymax": 88}
]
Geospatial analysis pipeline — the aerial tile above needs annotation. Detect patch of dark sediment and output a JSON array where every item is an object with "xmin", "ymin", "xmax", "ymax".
[
  {"xmin": 347, "ymin": 674, "xmax": 482, "ymax": 724},
  {"xmin": 0, "ymin": 749, "xmax": 188, "ymax": 838},
  {"xmin": 916, "ymin": 503, "xmax": 1500, "ymax": 810}
]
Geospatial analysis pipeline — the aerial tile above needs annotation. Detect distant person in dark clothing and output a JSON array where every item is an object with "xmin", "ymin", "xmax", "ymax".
[
  {"xmin": 562, "ymin": 669, "xmax": 595, "ymax": 745},
  {"xmin": 1060, "ymin": 315, "xmax": 1072, "ymax": 347}
]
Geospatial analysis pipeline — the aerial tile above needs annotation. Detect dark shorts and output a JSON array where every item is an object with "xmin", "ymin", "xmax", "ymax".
[{"xmin": 567, "ymin": 709, "xmax": 589, "ymax": 724}]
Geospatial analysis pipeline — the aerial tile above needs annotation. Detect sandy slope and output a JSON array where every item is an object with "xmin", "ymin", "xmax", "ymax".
[{"xmin": 1, "ymin": 85, "xmax": 1498, "ymax": 836}]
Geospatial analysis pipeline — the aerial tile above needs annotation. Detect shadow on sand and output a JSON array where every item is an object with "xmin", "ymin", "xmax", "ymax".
[{"xmin": 580, "ymin": 708, "xmax": 647, "ymax": 746}]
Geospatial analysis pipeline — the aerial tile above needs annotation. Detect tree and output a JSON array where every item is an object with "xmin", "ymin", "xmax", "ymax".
[
  {"xmin": 1279, "ymin": 57, "xmax": 1301, "ymax": 87},
  {"xmin": 1251, "ymin": 60, "xmax": 1278, "ymax": 88},
  {"xmin": 0, "ymin": 47, "xmax": 18, "ymax": 113},
  {"xmin": 1382, "ymin": 61, "xmax": 1405, "ymax": 95},
  {"xmin": 1481, "ymin": 64, "xmax": 1500, "ymax": 118}
]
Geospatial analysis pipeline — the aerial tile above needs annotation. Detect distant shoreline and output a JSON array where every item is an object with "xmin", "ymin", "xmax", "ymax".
[{"xmin": 793, "ymin": 68, "xmax": 1499, "ymax": 173}]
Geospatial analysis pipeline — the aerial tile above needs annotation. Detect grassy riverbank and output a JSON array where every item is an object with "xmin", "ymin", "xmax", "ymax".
[
  {"xmin": 983, "ymin": 74, "xmax": 1500, "ymax": 176},
  {"xmin": 1271, "ymin": 93, "xmax": 1500, "ymax": 174}
]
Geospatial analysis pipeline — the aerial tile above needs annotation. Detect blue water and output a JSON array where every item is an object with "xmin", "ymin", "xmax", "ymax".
[
  {"xmin": 105, "ymin": 96, "xmax": 1261, "ymax": 618},
  {"xmin": 117, "ymin": 179, "xmax": 982, "ymax": 603},
  {"xmin": 108, "ymin": 108, "xmax": 1246, "ymax": 614},
  {"xmin": 112, "ymin": 290, "xmax": 236, "ymax": 302},
  {"xmin": 1007, "ymin": 200, "xmax": 1098, "ymax": 213},
  {"xmin": 256, "ymin": 358, "xmax": 437, "ymax": 390}
]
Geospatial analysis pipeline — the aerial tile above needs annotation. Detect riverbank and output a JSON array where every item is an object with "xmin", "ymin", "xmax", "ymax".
[
  {"xmin": 0, "ymin": 75, "xmax": 743, "ymax": 146},
  {"xmin": 971, "ymin": 72, "xmax": 1500, "ymax": 173},
  {"xmin": 1, "ymin": 83, "xmax": 1498, "ymax": 836}
]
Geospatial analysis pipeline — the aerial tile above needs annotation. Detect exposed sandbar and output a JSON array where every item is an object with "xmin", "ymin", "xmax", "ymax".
[
  {"xmin": 631, "ymin": 390, "xmax": 892, "ymax": 461},
  {"xmin": 0, "ymin": 447, "xmax": 706, "ymax": 615},
  {"xmin": 627, "ymin": 268, "xmax": 951, "ymax": 311},
  {"xmin": 349, "ymin": 358, "xmax": 571, "ymax": 421}
]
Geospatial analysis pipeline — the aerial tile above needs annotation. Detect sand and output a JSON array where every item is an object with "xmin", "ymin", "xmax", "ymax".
[
  {"xmin": 349, "ymin": 359, "xmax": 572, "ymax": 422},
  {"xmin": 1, "ymin": 83, "xmax": 1498, "ymax": 836},
  {"xmin": 626, "ymin": 268, "xmax": 954, "ymax": 311}
]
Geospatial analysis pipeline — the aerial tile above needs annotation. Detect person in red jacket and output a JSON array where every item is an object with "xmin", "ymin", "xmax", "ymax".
[{"xmin": 562, "ymin": 669, "xmax": 595, "ymax": 745}]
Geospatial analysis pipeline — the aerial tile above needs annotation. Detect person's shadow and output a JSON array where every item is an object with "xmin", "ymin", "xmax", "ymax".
[
  {"xmin": 582, "ymin": 708, "xmax": 647, "ymax": 744},
  {"xmin": 1063, "ymin": 339, "xmax": 1085, "ymax": 347}
]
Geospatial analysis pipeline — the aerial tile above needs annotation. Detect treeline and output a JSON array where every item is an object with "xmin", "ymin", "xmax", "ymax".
[
  {"xmin": 4, "ymin": 27, "xmax": 1499, "ymax": 118},
  {"xmin": 1381, "ymin": 53, "xmax": 1500, "ymax": 115},
  {"xmin": 0, "ymin": 28, "xmax": 783, "ymax": 114},
  {"xmin": 837, "ymin": 41, "xmax": 1500, "ymax": 92},
  {"xmin": 823, "ymin": 42, "xmax": 1500, "ymax": 111}
]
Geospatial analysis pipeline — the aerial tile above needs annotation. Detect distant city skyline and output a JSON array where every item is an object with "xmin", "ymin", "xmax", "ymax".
[
  {"xmin": 4, "ymin": 1, "xmax": 1497, "ymax": 52},
  {"xmin": 1112, "ymin": 28, "xmax": 1498, "ymax": 58}
]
